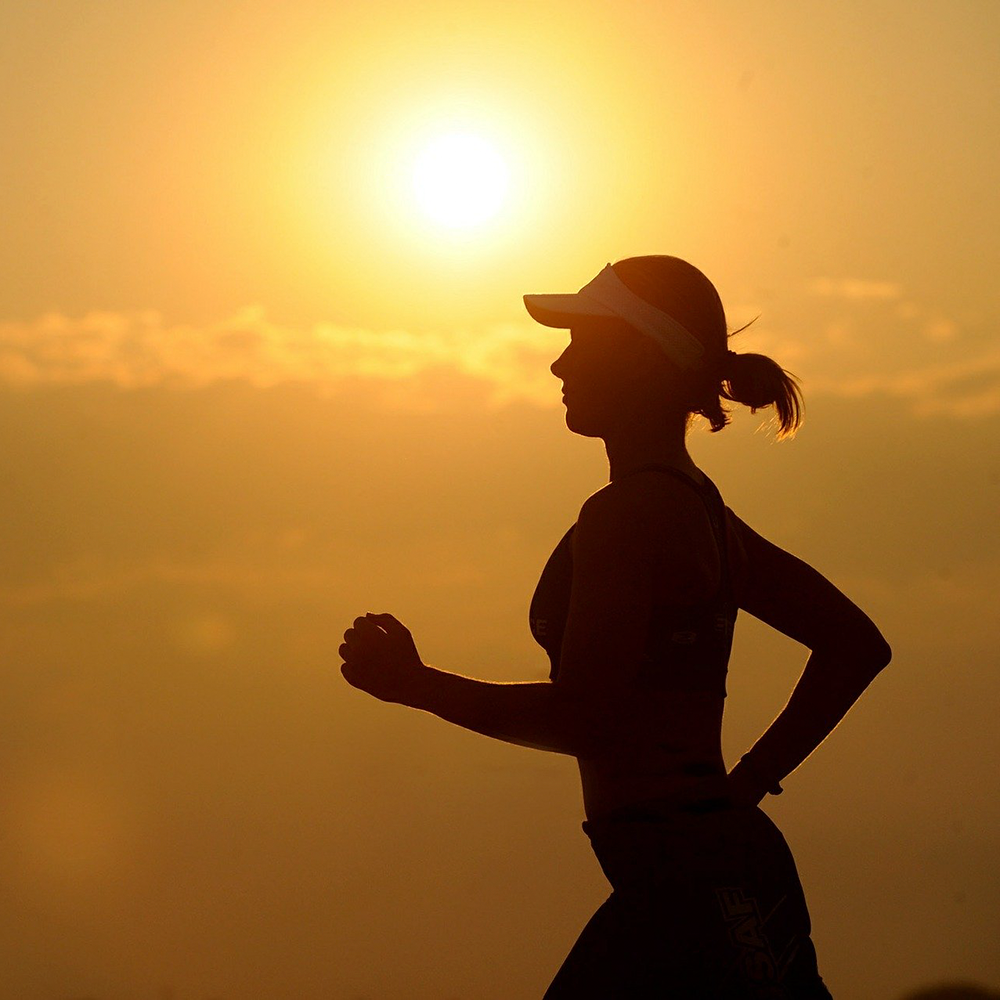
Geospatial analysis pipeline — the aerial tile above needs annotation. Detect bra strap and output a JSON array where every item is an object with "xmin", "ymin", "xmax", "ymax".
[{"xmin": 615, "ymin": 463, "xmax": 734, "ymax": 606}]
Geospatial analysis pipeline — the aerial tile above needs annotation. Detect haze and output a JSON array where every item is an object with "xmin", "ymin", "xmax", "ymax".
[{"xmin": 1, "ymin": 2, "xmax": 998, "ymax": 997}]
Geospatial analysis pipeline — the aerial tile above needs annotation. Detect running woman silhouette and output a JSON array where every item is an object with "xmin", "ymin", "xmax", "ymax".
[{"xmin": 339, "ymin": 255, "xmax": 891, "ymax": 998}]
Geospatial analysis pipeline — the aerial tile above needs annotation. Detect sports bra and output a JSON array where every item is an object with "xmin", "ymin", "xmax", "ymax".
[{"xmin": 528, "ymin": 463, "xmax": 738, "ymax": 697}]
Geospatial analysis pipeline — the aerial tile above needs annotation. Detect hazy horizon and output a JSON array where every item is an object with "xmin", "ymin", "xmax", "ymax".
[{"xmin": 1, "ymin": 1, "xmax": 998, "ymax": 997}]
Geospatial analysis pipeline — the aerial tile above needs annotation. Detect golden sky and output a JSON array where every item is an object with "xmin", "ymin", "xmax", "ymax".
[{"xmin": 1, "ymin": 2, "xmax": 998, "ymax": 998}]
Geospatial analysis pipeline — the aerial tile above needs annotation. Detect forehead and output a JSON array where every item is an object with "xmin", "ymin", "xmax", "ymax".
[
  {"xmin": 568, "ymin": 319, "xmax": 651, "ymax": 352},
  {"xmin": 569, "ymin": 316, "xmax": 631, "ymax": 339}
]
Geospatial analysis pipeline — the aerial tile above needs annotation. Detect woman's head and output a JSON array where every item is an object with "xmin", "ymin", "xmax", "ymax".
[{"xmin": 546, "ymin": 255, "xmax": 803, "ymax": 440}]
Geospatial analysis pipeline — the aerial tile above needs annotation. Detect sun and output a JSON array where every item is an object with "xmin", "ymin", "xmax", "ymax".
[{"xmin": 412, "ymin": 131, "xmax": 509, "ymax": 230}]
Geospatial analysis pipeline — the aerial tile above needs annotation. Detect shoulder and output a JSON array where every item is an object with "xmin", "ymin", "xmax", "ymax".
[
  {"xmin": 572, "ymin": 475, "xmax": 710, "ymax": 581},
  {"xmin": 577, "ymin": 476, "xmax": 654, "ymax": 535},
  {"xmin": 565, "ymin": 483, "xmax": 659, "ymax": 601},
  {"xmin": 579, "ymin": 471, "xmax": 709, "ymax": 537},
  {"xmin": 583, "ymin": 468, "xmax": 706, "ymax": 510},
  {"xmin": 570, "ymin": 480, "xmax": 657, "ymax": 572}
]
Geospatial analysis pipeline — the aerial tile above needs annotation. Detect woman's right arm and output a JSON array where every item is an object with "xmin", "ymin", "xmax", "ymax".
[{"xmin": 726, "ymin": 511, "xmax": 892, "ymax": 803}]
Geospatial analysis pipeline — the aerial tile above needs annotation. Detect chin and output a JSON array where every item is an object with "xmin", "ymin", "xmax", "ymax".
[{"xmin": 564, "ymin": 410, "xmax": 606, "ymax": 439}]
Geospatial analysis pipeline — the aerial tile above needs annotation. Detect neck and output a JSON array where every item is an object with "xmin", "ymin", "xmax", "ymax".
[{"xmin": 604, "ymin": 414, "xmax": 697, "ymax": 483}]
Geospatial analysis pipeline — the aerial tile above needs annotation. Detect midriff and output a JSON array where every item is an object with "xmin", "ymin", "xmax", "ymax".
[{"xmin": 576, "ymin": 688, "xmax": 728, "ymax": 823}]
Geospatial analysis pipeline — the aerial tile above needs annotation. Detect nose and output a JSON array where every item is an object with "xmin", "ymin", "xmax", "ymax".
[{"xmin": 550, "ymin": 346, "xmax": 568, "ymax": 379}]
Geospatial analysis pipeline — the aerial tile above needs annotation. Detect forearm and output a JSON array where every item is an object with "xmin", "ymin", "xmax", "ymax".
[
  {"xmin": 735, "ymin": 641, "xmax": 891, "ymax": 788},
  {"xmin": 403, "ymin": 664, "xmax": 593, "ymax": 757}
]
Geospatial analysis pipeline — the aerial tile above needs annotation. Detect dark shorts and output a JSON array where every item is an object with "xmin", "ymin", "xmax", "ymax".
[{"xmin": 543, "ymin": 800, "xmax": 834, "ymax": 999}]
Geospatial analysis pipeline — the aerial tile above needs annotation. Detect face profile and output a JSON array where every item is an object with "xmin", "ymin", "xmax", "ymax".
[{"xmin": 550, "ymin": 320, "xmax": 685, "ymax": 440}]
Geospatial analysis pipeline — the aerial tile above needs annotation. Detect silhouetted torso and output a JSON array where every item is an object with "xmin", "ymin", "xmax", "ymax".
[{"xmin": 529, "ymin": 464, "xmax": 747, "ymax": 821}]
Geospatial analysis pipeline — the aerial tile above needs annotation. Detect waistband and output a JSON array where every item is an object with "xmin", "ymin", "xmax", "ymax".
[{"xmin": 582, "ymin": 793, "xmax": 736, "ymax": 835}]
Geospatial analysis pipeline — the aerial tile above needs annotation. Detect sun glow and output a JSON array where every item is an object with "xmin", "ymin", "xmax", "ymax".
[{"xmin": 412, "ymin": 131, "xmax": 509, "ymax": 230}]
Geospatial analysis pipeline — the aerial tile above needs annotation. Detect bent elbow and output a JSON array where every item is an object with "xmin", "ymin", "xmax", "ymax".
[
  {"xmin": 858, "ymin": 631, "xmax": 892, "ymax": 675},
  {"xmin": 817, "ymin": 623, "xmax": 892, "ymax": 675},
  {"xmin": 873, "ymin": 635, "xmax": 892, "ymax": 671}
]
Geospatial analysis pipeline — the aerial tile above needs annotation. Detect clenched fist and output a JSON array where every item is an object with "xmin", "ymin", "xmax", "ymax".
[{"xmin": 339, "ymin": 612, "xmax": 428, "ymax": 705}]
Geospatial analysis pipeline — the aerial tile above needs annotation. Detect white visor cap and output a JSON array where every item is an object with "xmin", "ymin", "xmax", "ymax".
[{"xmin": 523, "ymin": 263, "xmax": 705, "ymax": 371}]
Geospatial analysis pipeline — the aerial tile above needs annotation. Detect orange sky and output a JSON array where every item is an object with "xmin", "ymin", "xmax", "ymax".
[{"xmin": 1, "ymin": 2, "xmax": 998, "ymax": 998}]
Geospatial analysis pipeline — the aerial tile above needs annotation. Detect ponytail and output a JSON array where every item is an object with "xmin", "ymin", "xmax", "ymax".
[
  {"xmin": 721, "ymin": 350, "xmax": 804, "ymax": 440},
  {"xmin": 689, "ymin": 318, "xmax": 804, "ymax": 439}
]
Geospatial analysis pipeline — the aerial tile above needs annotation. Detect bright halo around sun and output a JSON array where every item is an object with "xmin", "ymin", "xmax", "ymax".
[{"xmin": 412, "ymin": 131, "xmax": 509, "ymax": 230}]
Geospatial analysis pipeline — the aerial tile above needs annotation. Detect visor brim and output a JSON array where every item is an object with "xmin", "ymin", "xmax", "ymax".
[{"xmin": 522, "ymin": 293, "xmax": 617, "ymax": 329}]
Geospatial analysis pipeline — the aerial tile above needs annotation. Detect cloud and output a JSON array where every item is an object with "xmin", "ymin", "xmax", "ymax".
[
  {"xmin": 0, "ymin": 536, "xmax": 493, "ymax": 610},
  {"xmin": 780, "ymin": 279, "xmax": 1000, "ymax": 418},
  {"xmin": 0, "ymin": 307, "xmax": 566, "ymax": 408},
  {"xmin": 3, "ymin": 301, "xmax": 997, "ymax": 419},
  {"xmin": 0, "ymin": 552, "xmax": 341, "ymax": 609},
  {"xmin": 923, "ymin": 318, "xmax": 959, "ymax": 343},
  {"xmin": 841, "ymin": 561, "xmax": 1000, "ymax": 650},
  {"xmin": 810, "ymin": 342, "xmax": 1000, "ymax": 417},
  {"xmin": 807, "ymin": 277, "xmax": 904, "ymax": 300}
]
